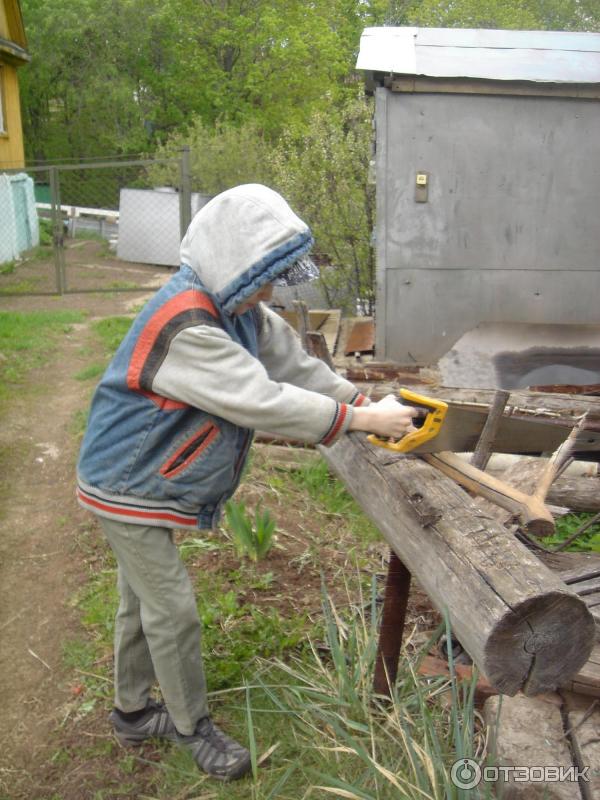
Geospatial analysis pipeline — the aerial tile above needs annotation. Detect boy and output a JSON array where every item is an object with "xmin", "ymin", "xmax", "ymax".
[{"xmin": 76, "ymin": 184, "xmax": 417, "ymax": 780}]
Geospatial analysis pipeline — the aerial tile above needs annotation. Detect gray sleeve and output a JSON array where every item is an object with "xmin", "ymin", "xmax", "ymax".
[
  {"xmin": 150, "ymin": 324, "xmax": 354, "ymax": 446},
  {"xmin": 257, "ymin": 304, "xmax": 368, "ymax": 405}
]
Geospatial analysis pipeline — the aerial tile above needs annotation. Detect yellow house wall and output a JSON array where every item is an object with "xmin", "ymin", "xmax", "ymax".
[
  {"xmin": 0, "ymin": 2, "xmax": 9, "ymax": 37},
  {"xmin": 0, "ymin": 62, "xmax": 26, "ymax": 168}
]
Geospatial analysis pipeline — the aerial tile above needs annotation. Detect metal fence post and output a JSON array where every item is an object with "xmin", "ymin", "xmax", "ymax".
[
  {"xmin": 179, "ymin": 145, "xmax": 192, "ymax": 243},
  {"xmin": 49, "ymin": 166, "xmax": 66, "ymax": 294}
]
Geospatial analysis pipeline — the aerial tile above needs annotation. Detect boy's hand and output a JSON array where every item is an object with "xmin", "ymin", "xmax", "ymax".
[{"xmin": 348, "ymin": 394, "xmax": 420, "ymax": 439}]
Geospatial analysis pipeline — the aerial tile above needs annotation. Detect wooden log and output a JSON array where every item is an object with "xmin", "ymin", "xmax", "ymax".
[
  {"xmin": 457, "ymin": 453, "xmax": 598, "ymax": 478},
  {"xmin": 547, "ymin": 476, "xmax": 600, "ymax": 512},
  {"xmin": 319, "ymin": 432, "xmax": 595, "ymax": 696},
  {"xmin": 252, "ymin": 443, "xmax": 320, "ymax": 471}
]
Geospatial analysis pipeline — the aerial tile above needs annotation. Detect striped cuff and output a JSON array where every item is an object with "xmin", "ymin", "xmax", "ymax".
[
  {"xmin": 349, "ymin": 390, "xmax": 369, "ymax": 407},
  {"xmin": 320, "ymin": 402, "xmax": 352, "ymax": 447}
]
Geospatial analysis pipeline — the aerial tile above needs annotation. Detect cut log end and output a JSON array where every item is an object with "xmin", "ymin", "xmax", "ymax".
[
  {"xmin": 485, "ymin": 591, "xmax": 596, "ymax": 697},
  {"xmin": 525, "ymin": 518, "xmax": 556, "ymax": 538}
]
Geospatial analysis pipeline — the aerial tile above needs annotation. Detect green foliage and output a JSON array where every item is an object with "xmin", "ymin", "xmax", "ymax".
[
  {"xmin": 151, "ymin": 119, "xmax": 274, "ymax": 195},
  {"xmin": 152, "ymin": 95, "xmax": 376, "ymax": 312},
  {"xmin": 20, "ymin": 0, "xmax": 390, "ymax": 167},
  {"xmin": 195, "ymin": 587, "xmax": 306, "ymax": 689},
  {"xmin": 0, "ymin": 261, "xmax": 16, "ymax": 275},
  {"xmin": 402, "ymin": 0, "xmax": 600, "ymax": 29},
  {"xmin": 269, "ymin": 95, "xmax": 376, "ymax": 313},
  {"xmin": 38, "ymin": 218, "xmax": 54, "ymax": 246},
  {"xmin": 234, "ymin": 589, "xmax": 493, "ymax": 800},
  {"xmin": 225, "ymin": 499, "xmax": 276, "ymax": 562},
  {"xmin": 543, "ymin": 512, "xmax": 600, "ymax": 552}
]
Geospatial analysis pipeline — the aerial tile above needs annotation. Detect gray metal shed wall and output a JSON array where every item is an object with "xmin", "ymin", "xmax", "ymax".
[{"xmin": 375, "ymin": 87, "xmax": 600, "ymax": 364}]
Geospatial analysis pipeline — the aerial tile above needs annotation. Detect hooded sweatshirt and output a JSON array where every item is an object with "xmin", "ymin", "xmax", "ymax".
[{"xmin": 76, "ymin": 184, "xmax": 367, "ymax": 529}]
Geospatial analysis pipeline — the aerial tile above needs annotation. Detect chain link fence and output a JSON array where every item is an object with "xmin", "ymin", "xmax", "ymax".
[{"xmin": 0, "ymin": 148, "xmax": 212, "ymax": 296}]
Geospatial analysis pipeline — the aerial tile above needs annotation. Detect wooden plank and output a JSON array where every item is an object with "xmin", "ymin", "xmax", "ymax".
[
  {"xmin": 559, "ymin": 562, "xmax": 600, "ymax": 586},
  {"xmin": 252, "ymin": 443, "xmax": 320, "ymax": 471},
  {"xmin": 317, "ymin": 309, "xmax": 341, "ymax": 357},
  {"xmin": 483, "ymin": 694, "xmax": 578, "ymax": 800},
  {"xmin": 583, "ymin": 593, "xmax": 600, "ymax": 608},
  {"xmin": 561, "ymin": 691, "xmax": 600, "ymax": 800},
  {"xmin": 569, "ymin": 577, "xmax": 600, "ymax": 597},
  {"xmin": 278, "ymin": 309, "xmax": 340, "ymax": 356},
  {"xmin": 344, "ymin": 320, "xmax": 375, "ymax": 355},
  {"xmin": 530, "ymin": 383, "xmax": 600, "ymax": 396},
  {"xmin": 417, "ymin": 655, "xmax": 497, "ymax": 702},
  {"xmin": 319, "ymin": 432, "xmax": 595, "ymax": 696},
  {"xmin": 586, "ymin": 644, "xmax": 600, "ymax": 667}
]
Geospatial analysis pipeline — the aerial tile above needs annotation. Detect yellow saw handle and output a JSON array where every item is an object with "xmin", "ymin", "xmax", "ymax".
[{"xmin": 367, "ymin": 388, "xmax": 448, "ymax": 453}]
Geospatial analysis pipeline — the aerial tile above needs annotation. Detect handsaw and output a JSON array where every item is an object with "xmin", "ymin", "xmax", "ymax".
[{"xmin": 367, "ymin": 388, "xmax": 600, "ymax": 456}]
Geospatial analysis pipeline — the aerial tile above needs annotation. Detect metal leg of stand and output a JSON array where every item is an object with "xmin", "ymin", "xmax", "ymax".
[{"xmin": 373, "ymin": 550, "xmax": 411, "ymax": 696}]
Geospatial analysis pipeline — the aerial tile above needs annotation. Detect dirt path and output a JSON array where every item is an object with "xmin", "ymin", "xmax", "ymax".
[{"xmin": 0, "ymin": 289, "xmax": 157, "ymax": 799}]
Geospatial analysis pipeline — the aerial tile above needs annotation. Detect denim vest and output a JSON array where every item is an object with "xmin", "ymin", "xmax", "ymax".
[{"xmin": 77, "ymin": 266, "xmax": 258, "ymax": 529}]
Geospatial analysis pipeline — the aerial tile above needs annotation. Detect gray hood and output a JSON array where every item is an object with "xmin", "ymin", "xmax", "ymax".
[{"xmin": 179, "ymin": 184, "xmax": 314, "ymax": 314}]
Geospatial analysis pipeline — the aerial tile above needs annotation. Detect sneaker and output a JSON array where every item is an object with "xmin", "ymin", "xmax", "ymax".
[
  {"xmin": 110, "ymin": 699, "xmax": 178, "ymax": 746},
  {"xmin": 176, "ymin": 716, "xmax": 252, "ymax": 781}
]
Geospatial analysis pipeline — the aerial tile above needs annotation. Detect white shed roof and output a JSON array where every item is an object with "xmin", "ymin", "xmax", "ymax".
[{"xmin": 356, "ymin": 27, "xmax": 600, "ymax": 84}]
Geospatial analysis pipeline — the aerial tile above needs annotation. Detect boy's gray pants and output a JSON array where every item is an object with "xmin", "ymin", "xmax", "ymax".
[{"xmin": 99, "ymin": 516, "xmax": 209, "ymax": 735}]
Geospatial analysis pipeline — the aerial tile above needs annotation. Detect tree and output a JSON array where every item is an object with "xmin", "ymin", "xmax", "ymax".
[
  {"xmin": 269, "ymin": 97, "xmax": 376, "ymax": 314},
  {"xmin": 151, "ymin": 95, "xmax": 376, "ymax": 314},
  {"xmin": 402, "ymin": 0, "xmax": 599, "ymax": 30},
  {"xmin": 19, "ymin": 0, "xmax": 391, "ymax": 163}
]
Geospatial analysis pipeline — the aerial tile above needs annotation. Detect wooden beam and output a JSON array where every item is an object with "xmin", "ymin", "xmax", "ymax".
[
  {"xmin": 319, "ymin": 432, "xmax": 595, "ymax": 696},
  {"xmin": 470, "ymin": 390, "xmax": 510, "ymax": 470},
  {"xmin": 422, "ymin": 451, "xmax": 555, "ymax": 536}
]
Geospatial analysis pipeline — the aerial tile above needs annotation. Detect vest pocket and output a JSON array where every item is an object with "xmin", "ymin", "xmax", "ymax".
[{"xmin": 159, "ymin": 421, "xmax": 220, "ymax": 479}]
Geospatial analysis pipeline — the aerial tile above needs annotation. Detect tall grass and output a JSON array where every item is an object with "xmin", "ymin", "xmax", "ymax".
[{"xmin": 235, "ymin": 580, "xmax": 492, "ymax": 800}]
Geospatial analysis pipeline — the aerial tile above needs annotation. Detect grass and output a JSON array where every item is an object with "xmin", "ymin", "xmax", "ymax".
[
  {"xmin": 148, "ymin": 586, "xmax": 492, "ymax": 800},
  {"xmin": 107, "ymin": 280, "xmax": 141, "ymax": 290},
  {"xmin": 0, "ymin": 309, "xmax": 85, "ymax": 408},
  {"xmin": 62, "ymin": 448, "xmax": 490, "ymax": 798},
  {"xmin": 74, "ymin": 363, "xmax": 106, "ymax": 381},
  {"xmin": 70, "ymin": 317, "xmax": 135, "ymax": 390},
  {"xmin": 291, "ymin": 458, "xmax": 381, "ymax": 545},
  {"xmin": 0, "ymin": 277, "xmax": 42, "ymax": 294},
  {"xmin": 91, "ymin": 315, "xmax": 135, "ymax": 352}
]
